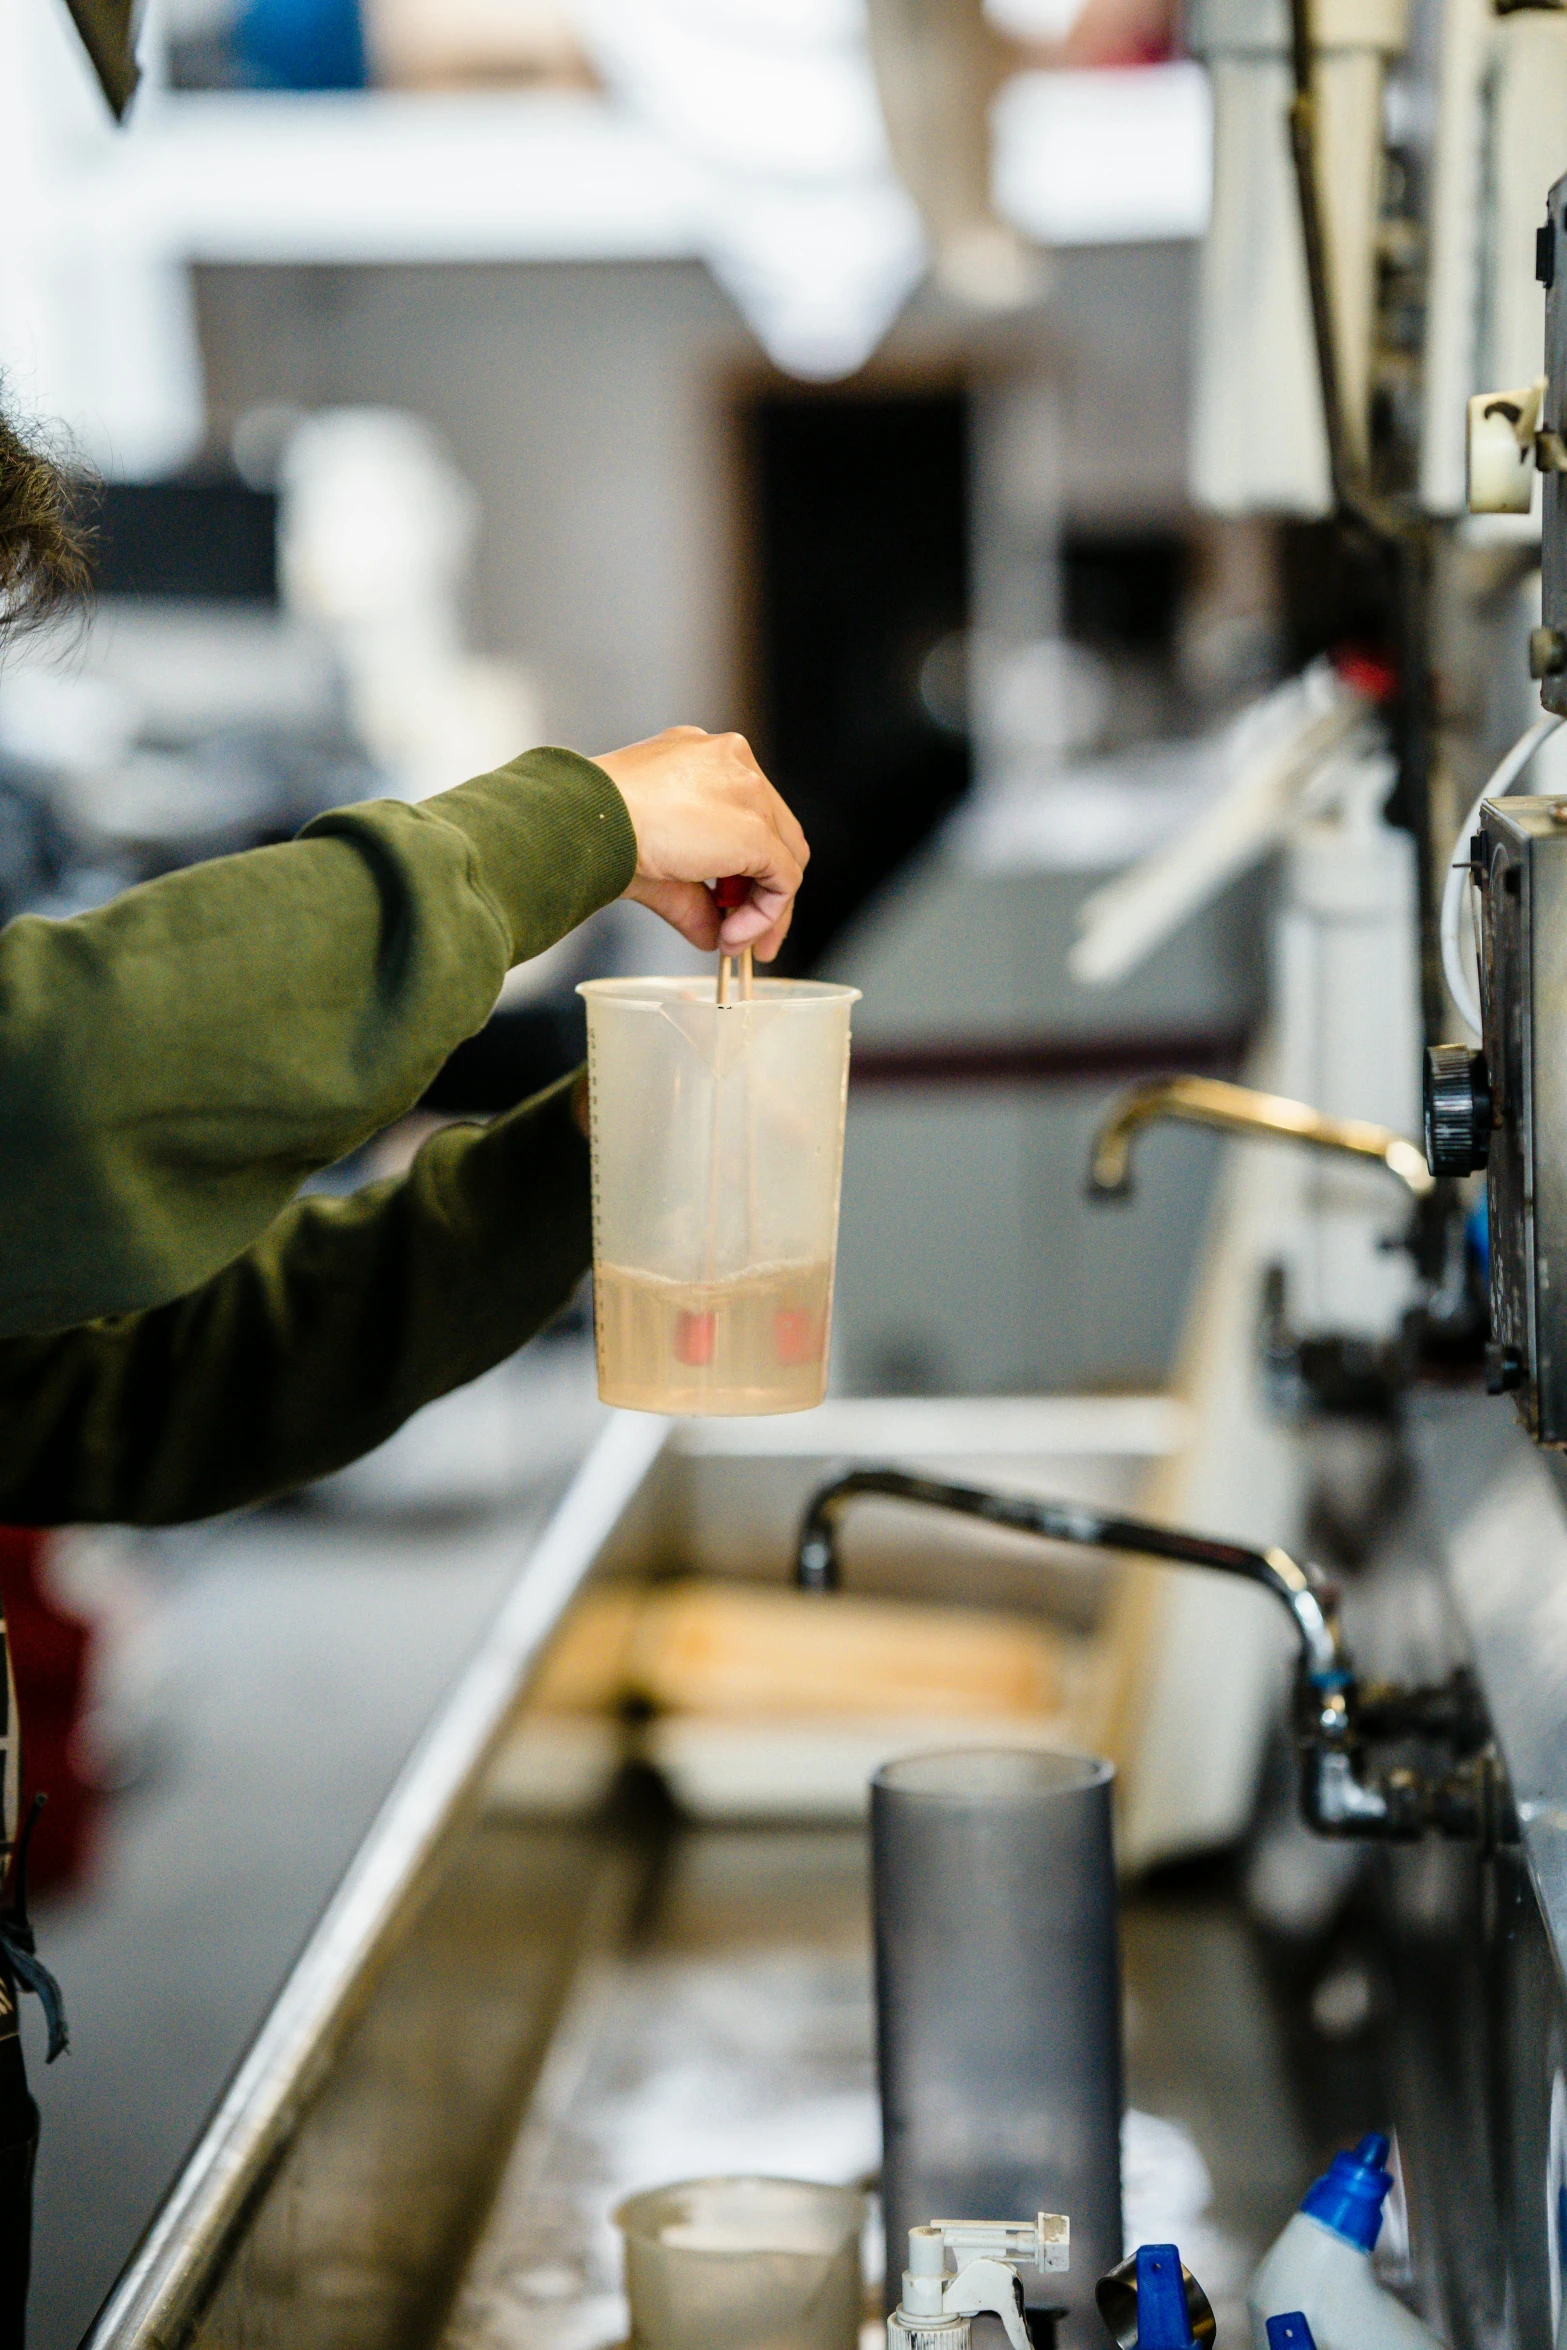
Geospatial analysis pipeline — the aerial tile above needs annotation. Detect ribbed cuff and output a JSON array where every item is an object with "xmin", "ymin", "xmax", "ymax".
[{"xmin": 426, "ymin": 747, "xmax": 637, "ymax": 967}]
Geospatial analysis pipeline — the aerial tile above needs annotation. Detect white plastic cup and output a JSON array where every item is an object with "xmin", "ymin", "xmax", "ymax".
[
  {"xmin": 614, "ymin": 2175, "xmax": 866, "ymax": 2350},
  {"xmin": 578, "ymin": 977, "xmax": 859, "ymax": 1415}
]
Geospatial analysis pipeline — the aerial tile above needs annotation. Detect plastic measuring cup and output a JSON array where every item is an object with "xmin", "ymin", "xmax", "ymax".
[
  {"xmin": 614, "ymin": 2175, "xmax": 866, "ymax": 2350},
  {"xmin": 578, "ymin": 976, "xmax": 859, "ymax": 1415}
]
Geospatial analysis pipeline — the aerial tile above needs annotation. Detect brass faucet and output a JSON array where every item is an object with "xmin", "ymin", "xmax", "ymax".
[{"xmin": 1086, "ymin": 1075, "xmax": 1433, "ymax": 1202}]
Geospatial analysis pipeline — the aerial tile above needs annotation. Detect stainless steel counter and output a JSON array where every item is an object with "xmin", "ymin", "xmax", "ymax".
[
  {"xmin": 80, "ymin": 1391, "xmax": 1329, "ymax": 2350},
  {"xmin": 78, "ymin": 1398, "xmax": 1182, "ymax": 2349},
  {"xmin": 80, "ymin": 1414, "xmax": 672, "ymax": 2350},
  {"xmin": 439, "ymin": 1823, "xmax": 879, "ymax": 2350}
]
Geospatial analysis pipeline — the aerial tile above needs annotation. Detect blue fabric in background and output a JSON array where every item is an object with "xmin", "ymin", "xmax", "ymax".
[{"xmin": 234, "ymin": 0, "xmax": 367, "ymax": 90}]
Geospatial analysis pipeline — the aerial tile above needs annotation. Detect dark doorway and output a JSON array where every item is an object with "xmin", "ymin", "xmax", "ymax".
[
  {"xmin": 744, "ymin": 387, "xmax": 971, "ymax": 973},
  {"xmin": 89, "ymin": 474, "xmax": 279, "ymax": 602},
  {"xmin": 1061, "ymin": 527, "xmax": 1188, "ymax": 654}
]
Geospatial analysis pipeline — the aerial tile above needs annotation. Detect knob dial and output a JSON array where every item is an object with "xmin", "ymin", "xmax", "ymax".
[{"xmin": 1424, "ymin": 1044, "xmax": 1492, "ymax": 1175}]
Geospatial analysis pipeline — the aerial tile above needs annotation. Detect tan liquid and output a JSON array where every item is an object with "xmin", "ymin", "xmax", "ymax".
[{"xmin": 594, "ymin": 1260, "xmax": 833, "ymax": 1415}]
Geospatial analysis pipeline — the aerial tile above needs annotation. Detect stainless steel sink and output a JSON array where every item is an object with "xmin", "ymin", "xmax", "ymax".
[{"xmin": 78, "ymin": 1399, "xmax": 1312, "ymax": 2350}]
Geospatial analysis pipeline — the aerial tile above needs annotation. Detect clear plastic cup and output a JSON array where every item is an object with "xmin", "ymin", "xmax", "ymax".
[
  {"xmin": 578, "ymin": 977, "xmax": 859, "ymax": 1415},
  {"xmin": 613, "ymin": 2175, "xmax": 866, "ymax": 2350}
]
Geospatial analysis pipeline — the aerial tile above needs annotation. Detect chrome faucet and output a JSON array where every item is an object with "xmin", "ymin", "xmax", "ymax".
[
  {"xmin": 795, "ymin": 1468, "xmax": 1505, "ymax": 1844},
  {"xmin": 1086, "ymin": 1075, "xmax": 1434, "ymax": 1203}
]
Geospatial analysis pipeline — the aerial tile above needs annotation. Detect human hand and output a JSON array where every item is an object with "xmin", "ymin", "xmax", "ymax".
[{"xmin": 592, "ymin": 726, "xmax": 809, "ymax": 960}]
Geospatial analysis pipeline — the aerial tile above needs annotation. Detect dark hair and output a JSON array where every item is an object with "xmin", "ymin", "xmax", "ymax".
[{"xmin": 0, "ymin": 396, "xmax": 95, "ymax": 640}]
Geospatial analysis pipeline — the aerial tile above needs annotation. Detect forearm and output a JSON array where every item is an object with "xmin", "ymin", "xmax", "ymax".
[
  {"xmin": 0, "ymin": 748, "xmax": 633, "ymax": 1338},
  {"xmin": 0, "ymin": 1072, "xmax": 593, "ymax": 1526}
]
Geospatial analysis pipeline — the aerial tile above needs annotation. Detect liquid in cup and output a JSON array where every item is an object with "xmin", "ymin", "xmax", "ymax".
[{"xmin": 578, "ymin": 977, "xmax": 858, "ymax": 1415}]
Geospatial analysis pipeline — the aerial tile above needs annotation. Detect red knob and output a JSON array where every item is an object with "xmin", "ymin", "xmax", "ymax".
[{"xmin": 712, "ymin": 875, "xmax": 750, "ymax": 911}]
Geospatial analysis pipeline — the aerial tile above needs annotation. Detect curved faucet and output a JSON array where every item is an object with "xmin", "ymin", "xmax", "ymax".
[
  {"xmin": 797, "ymin": 1467, "xmax": 1343, "ymax": 1679},
  {"xmin": 1086, "ymin": 1075, "xmax": 1434, "ymax": 1202},
  {"xmin": 795, "ymin": 1468, "xmax": 1504, "ymax": 1843}
]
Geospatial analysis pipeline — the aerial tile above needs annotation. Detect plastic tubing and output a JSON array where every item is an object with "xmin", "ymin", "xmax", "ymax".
[{"xmin": 1440, "ymin": 712, "xmax": 1564, "ymax": 1034}]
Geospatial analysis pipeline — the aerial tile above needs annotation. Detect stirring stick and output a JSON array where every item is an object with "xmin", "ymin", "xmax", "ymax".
[
  {"xmin": 712, "ymin": 875, "xmax": 751, "ymax": 1008},
  {"xmin": 703, "ymin": 880, "xmax": 750, "ymax": 1340},
  {"xmin": 716, "ymin": 949, "xmax": 753, "ymax": 1004},
  {"xmin": 707, "ymin": 880, "xmax": 757, "ymax": 1331},
  {"xmin": 714, "ymin": 900, "xmax": 756, "ymax": 1265}
]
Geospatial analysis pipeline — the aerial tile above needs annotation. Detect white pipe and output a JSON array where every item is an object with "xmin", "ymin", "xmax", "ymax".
[
  {"xmin": 1440, "ymin": 712, "xmax": 1564, "ymax": 1034},
  {"xmin": 1418, "ymin": 0, "xmax": 1489, "ymax": 514},
  {"xmin": 1069, "ymin": 665, "xmax": 1364, "ymax": 986}
]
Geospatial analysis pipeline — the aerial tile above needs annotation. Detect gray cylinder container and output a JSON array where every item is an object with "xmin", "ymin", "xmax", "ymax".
[{"xmin": 871, "ymin": 1748, "xmax": 1123, "ymax": 2342}]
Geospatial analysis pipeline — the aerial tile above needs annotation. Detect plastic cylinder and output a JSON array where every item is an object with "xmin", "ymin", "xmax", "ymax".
[{"xmin": 871, "ymin": 1748, "xmax": 1123, "ymax": 2341}]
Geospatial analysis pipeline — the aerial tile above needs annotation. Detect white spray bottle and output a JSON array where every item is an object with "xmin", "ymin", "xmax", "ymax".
[
  {"xmin": 1248, "ymin": 2134, "xmax": 1445, "ymax": 2350},
  {"xmin": 887, "ymin": 2215, "xmax": 1069, "ymax": 2350}
]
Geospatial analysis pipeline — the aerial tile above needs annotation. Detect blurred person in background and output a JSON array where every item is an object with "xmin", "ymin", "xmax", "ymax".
[{"xmin": 0, "ymin": 391, "xmax": 808, "ymax": 2329}]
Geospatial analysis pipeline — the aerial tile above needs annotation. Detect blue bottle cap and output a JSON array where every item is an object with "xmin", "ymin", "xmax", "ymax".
[
  {"xmin": 1134, "ymin": 2244, "xmax": 1197, "ymax": 2350},
  {"xmin": 1266, "ymin": 2315, "xmax": 1318, "ymax": 2350},
  {"xmin": 1300, "ymin": 2132, "xmax": 1395, "ymax": 2251}
]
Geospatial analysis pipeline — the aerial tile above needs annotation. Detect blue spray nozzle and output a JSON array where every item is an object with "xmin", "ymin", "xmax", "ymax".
[
  {"xmin": 1096, "ymin": 2242, "xmax": 1214, "ymax": 2350},
  {"xmin": 1300, "ymin": 2131, "xmax": 1396, "ymax": 2251},
  {"xmin": 1133, "ymin": 2245, "xmax": 1198, "ymax": 2350},
  {"xmin": 1266, "ymin": 2314, "xmax": 1319, "ymax": 2350}
]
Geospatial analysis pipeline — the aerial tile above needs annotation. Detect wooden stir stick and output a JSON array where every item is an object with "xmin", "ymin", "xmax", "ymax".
[{"xmin": 712, "ymin": 875, "xmax": 754, "ymax": 1004}]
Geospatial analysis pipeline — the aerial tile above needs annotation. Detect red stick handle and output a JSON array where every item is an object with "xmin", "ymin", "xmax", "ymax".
[{"xmin": 712, "ymin": 875, "xmax": 750, "ymax": 912}]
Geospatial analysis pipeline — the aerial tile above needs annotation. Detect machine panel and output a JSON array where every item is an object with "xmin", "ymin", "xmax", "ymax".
[
  {"xmin": 1477, "ymin": 802, "xmax": 1567, "ymax": 1443},
  {"xmin": 1543, "ymin": 172, "xmax": 1567, "ymax": 715}
]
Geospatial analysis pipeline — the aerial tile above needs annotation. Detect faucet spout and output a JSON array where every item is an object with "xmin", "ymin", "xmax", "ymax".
[
  {"xmin": 795, "ymin": 1468, "xmax": 1508, "ymax": 1845},
  {"xmin": 1086, "ymin": 1075, "xmax": 1434, "ymax": 1202},
  {"xmin": 795, "ymin": 1466, "xmax": 1344, "ymax": 1681}
]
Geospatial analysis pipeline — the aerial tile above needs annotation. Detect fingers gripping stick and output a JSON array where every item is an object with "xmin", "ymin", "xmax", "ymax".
[{"xmin": 888, "ymin": 2216, "xmax": 1070, "ymax": 2350}]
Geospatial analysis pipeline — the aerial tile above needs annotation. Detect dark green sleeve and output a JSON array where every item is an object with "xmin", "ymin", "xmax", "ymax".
[
  {"xmin": 0, "ymin": 747, "xmax": 634, "ymax": 1340},
  {"xmin": 0, "ymin": 1070, "xmax": 594, "ymax": 1527}
]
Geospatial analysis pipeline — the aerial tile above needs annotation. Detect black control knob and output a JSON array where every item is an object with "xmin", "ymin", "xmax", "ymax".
[{"xmin": 1424, "ymin": 1044, "xmax": 1492, "ymax": 1175}]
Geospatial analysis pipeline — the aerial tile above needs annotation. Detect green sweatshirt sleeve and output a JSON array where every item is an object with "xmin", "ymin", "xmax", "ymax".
[
  {"xmin": 0, "ymin": 747, "xmax": 635, "ymax": 1340},
  {"xmin": 0, "ymin": 1069, "xmax": 594, "ymax": 1526}
]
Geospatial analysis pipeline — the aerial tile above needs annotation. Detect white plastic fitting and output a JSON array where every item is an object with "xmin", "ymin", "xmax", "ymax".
[
  {"xmin": 1467, "ymin": 378, "xmax": 1547, "ymax": 513},
  {"xmin": 887, "ymin": 2216, "xmax": 1070, "ymax": 2350}
]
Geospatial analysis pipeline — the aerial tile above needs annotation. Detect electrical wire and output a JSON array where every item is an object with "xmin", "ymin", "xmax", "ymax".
[{"xmin": 1439, "ymin": 711, "xmax": 1565, "ymax": 1035}]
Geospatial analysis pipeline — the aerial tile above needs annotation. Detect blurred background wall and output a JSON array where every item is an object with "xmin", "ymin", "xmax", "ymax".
[{"xmin": 184, "ymin": 245, "xmax": 1253, "ymax": 1396}]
